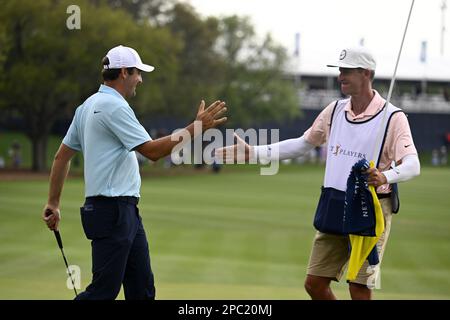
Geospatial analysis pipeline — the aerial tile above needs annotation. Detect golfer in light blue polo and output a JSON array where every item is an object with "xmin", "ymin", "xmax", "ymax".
[{"xmin": 42, "ymin": 45, "xmax": 227, "ymax": 300}]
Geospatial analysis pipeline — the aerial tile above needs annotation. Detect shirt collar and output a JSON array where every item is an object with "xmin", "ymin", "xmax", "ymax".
[
  {"xmin": 344, "ymin": 90, "xmax": 386, "ymax": 120},
  {"xmin": 98, "ymin": 84, "xmax": 128, "ymax": 104}
]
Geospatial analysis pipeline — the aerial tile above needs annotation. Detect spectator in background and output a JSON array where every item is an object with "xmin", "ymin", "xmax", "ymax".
[
  {"xmin": 319, "ymin": 145, "xmax": 327, "ymax": 164},
  {"xmin": 440, "ymin": 145, "xmax": 448, "ymax": 166},
  {"xmin": 415, "ymin": 83, "xmax": 422, "ymax": 97},
  {"xmin": 156, "ymin": 129, "xmax": 173, "ymax": 169},
  {"xmin": 211, "ymin": 160, "xmax": 221, "ymax": 173},
  {"xmin": 431, "ymin": 149, "xmax": 440, "ymax": 166},
  {"xmin": 443, "ymin": 87, "xmax": 449, "ymax": 102},
  {"xmin": 9, "ymin": 140, "xmax": 22, "ymax": 169}
]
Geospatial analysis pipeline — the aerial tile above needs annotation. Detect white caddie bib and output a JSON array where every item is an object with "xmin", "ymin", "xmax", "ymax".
[{"xmin": 324, "ymin": 99, "xmax": 401, "ymax": 192}]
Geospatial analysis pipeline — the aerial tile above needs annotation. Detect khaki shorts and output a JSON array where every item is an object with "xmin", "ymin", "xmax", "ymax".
[{"xmin": 306, "ymin": 198, "xmax": 392, "ymax": 287}]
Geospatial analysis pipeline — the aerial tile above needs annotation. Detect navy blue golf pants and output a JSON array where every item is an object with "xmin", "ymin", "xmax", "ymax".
[{"xmin": 75, "ymin": 196, "xmax": 155, "ymax": 300}]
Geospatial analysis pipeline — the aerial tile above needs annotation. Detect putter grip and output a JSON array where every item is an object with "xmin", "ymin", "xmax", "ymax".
[
  {"xmin": 44, "ymin": 208, "xmax": 53, "ymax": 217},
  {"xmin": 54, "ymin": 231, "xmax": 63, "ymax": 249},
  {"xmin": 44, "ymin": 209, "xmax": 63, "ymax": 249}
]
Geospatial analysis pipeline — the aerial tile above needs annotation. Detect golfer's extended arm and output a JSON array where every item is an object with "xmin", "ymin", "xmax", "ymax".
[
  {"xmin": 136, "ymin": 123, "xmax": 196, "ymax": 161},
  {"xmin": 48, "ymin": 144, "xmax": 76, "ymax": 207},
  {"xmin": 252, "ymin": 135, "xmax": 315, "ymax": 162},
  {"xmin": 382, "ymin": 154, "xmax": 420, "ymax": 183}
]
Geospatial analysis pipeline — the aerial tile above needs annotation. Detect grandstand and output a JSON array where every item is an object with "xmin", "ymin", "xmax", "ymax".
[{"xmin": 284, "ymin": 54, "xmax": 450, "ymax": 153}]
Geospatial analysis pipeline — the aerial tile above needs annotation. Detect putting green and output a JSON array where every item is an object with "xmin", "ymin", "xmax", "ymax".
[{"xmin": 0, "ymin": 165, "xmax": 449, "ymax": 299}]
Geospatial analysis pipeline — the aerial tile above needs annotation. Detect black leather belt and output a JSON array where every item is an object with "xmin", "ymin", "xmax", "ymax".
[{"xmin": 86, "ymin": 196, "xmax": 139, "ymax": 205}]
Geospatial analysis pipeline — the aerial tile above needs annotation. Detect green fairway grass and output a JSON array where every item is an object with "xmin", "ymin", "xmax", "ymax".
[{"xmin": 0, "ymin": 165, "xmax": 449, "ymax": 299}]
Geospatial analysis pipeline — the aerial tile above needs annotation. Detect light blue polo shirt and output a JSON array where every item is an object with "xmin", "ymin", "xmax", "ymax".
[{"xmin": 63, "ymin": 84, "xmax": 151, "ymax": 197}]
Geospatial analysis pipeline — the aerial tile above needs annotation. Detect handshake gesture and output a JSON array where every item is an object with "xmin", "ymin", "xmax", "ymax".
[
  {"xmin": 214, "ymin": 133, "xmax": 254, "ymax": 164},
  {"xmin": 195, "ymin": 100, "xmax": 228, "ymax": 131}
]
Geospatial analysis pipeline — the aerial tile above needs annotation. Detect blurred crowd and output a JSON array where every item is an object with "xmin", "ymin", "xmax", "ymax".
[{"xmin": 0, "ymin": 140, "xmax": 22, "ymax": 169}]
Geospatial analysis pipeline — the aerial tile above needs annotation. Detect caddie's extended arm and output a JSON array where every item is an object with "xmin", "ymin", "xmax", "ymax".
[
  {"xmin": 252, "ymin": 135, "xmax": 315, "ymax": 162},
  {"xmin": 382, "ymin": 154, "xmax": 420, "ymax": 184}
]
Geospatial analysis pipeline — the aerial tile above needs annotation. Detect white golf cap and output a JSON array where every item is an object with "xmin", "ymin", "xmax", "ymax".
[
  {"xmin": 104, "ymin": 45, "xmax": 155, "ymax": 72},
  {"xmin": 327, "ymin": 47, "xmax": 376, "ymax": 70}
]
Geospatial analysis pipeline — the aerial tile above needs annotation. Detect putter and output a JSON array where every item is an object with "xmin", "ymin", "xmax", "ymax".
[
  {"xmin": 371, "ymin": 0, "xmax": 415, "ymax": 161},
  {"xmin": 45, "ymin": 209, "xmax": 78, "ymax": 297}
]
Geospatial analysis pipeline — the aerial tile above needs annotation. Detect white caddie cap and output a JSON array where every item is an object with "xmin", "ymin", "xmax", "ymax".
[
  {"xmin": 104, "ymin": 45, "xmax": 155, "ymax": 72},
  {"xmin": 327, "ymin": 46, "xmax": 376, "ymax": 70}
]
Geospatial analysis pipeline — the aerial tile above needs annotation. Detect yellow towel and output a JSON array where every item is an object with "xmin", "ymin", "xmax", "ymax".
[{"xmin": 346, "ymin": 160, "xmax": 385, "ymax": 281}]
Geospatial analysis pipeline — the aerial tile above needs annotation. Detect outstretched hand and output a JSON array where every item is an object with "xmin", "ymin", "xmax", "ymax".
[
  {"xmin": 196, "ymin": 100, "xmax": 227, "ymax": 130},
  {"xmin": 214, "ymin": 133, "xmax": 253, "ymax": 163}
]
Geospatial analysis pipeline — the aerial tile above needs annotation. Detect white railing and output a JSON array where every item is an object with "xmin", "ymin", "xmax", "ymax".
[{"xmin": 299, "ymin": 90, "xmax": 450, "ymax": 114}]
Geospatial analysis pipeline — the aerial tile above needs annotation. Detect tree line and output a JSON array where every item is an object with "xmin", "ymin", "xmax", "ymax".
[{"xmin": 0, "ymin": 0, "xmax": 299, "ymax": 171}]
